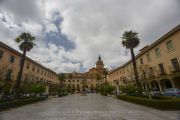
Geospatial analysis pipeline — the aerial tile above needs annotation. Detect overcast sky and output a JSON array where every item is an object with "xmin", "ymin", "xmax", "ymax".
[{"xmin": 0, "ymin": 0, "xmax": 180, "ymax": 73}]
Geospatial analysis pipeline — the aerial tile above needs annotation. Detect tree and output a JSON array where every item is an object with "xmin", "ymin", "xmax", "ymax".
[
  {"xmin": 103, "ymin": 68, "xmax": 108, "ymax": 84},
  {"xmin": 96, "ymin": 74, "xmax": 101, "ymax": 86},
  {"xmin": 121, "ymin": 30, "xmax": 140, "ymax": 87},
  {"xmin": 14, "ymin": 32, "xmax": 36, "ymax": 97},
  {"xmin": 58, "ymin": 73, "xmax": 65, "ymax": 93}
]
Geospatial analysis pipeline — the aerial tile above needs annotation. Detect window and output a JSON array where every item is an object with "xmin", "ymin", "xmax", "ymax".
[
  {"xmin": 37, "ymin": 68, "xmax": 39, "ymax": 73},
  {"xmin": 9, "ymin": 55, "xmax": 15, "ymax": 63},
  {"xmin": 166, "ymin": 40, "xmax": 174, "ymax": 51},
  {"xmin": 26, "ymin": 63, "xmax": 30, "ymax": 69},
  {"xmin": 140, "ymin": 58, "xmax": 143, "ymax": 64},
  {"xmin": 171, "ymin": 58, "xmax": 180, "ymax": 71},
  {"xmin": 155, "ymin": 48, "xmax": 161, "ymax": 57},
  {"xmin": 32, "ymin": 66, "xmax": 35, "ymax": 71},
  {"xmin": 158, "ymin": 63, "xmax": 165, "ymax": 74},
  {"xmin": 0, "ymin": 50, "xmax": 4, "ymax": 58},
  {"xmin": 146, "ymin": 53, "xmax": 151, "ymax": 61},
  {"xmin": 5, "ymin": 69, "xmax": 12, "ymax": 81}
]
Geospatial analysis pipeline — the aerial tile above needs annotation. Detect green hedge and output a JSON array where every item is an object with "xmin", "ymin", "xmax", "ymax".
[
  {"xmin": 117, "ymin": 95, "xmax": 180, "ymax": 110},
  {"xmin": 58, "ymin": 92, "xmax": 68, "ymax": 97},
  {"xmin": 0, "ymin": 97, "xmax": 45, "ymax": 111},
  {"xmin": 131, "ymin": 95, "xmax": 178, "ymax": 100}
]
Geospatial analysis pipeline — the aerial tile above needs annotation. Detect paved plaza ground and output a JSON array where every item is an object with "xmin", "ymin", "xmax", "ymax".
[{"xmin": 0, "ymin": 94, "xmax": 179, "ymax": 120}]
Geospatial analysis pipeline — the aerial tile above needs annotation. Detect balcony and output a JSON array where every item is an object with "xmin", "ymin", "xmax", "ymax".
[
  {"xmin": 168, "ymin": 66, "xmax": 180, "ymax": 78},
  {"xmin": 168, "ymin": 66, "xmax": 180, "ymax": 73},
  {"xmin": 157, "ymin": 69, "xmax": 167, "ymax": 76}
]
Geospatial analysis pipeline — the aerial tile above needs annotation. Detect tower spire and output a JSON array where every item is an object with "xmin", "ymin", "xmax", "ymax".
[{"xmin": 98, "ymin": 54, "xmax": 101, "ymax": 61}]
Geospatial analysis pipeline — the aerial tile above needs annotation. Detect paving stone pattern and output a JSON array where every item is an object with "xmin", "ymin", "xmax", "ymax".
[{"xmin": 0, "ymin": 94, "xmax": 179, "ymax": 120}]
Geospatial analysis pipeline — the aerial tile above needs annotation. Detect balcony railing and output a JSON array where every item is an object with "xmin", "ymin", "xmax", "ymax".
[{"xmin": 168, "ymin": 66, "xmax": 180, "ymax": 73}]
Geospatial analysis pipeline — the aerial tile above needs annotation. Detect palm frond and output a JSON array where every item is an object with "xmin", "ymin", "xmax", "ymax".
[{"xmin": 15, "ymin": 37, "xmax": 21, "ymax": 43}]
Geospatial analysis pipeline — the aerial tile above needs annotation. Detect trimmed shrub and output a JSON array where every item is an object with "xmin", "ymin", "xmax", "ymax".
[
  {"xmin": 97, "ymin": 84, "xmax": 115, "ymax": 96},
  {"xmin": 0, "ymin": 97, "xmax": 45, "ymax": 111},
  {"xmin": 117, "ymin": 95, "xmax": 180, "ymax": 110},
  {"xmin": 131, "ymin": 94, "xmax": 177, "ymax": 100},
  {"xmin": 119, "ymin": 85, "xmax": 141, "ymax": 95}
]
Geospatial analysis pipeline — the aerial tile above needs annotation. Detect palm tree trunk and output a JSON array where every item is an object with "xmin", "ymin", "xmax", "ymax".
[
  {"xmin": 15, "ymin": 48, "xmax": 26, "ymax": 97},
  {"xmin": 130, "ymin": 48, "xmax": 140, "ymax": 86}
]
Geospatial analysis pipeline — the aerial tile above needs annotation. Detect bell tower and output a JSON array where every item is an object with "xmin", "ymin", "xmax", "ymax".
[{"xmin": 96, "ymin": 54, "xmax": 104, "ymax": 69}]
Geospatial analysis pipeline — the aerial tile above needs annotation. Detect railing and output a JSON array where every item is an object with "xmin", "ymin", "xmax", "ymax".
[
  {"xmin": 157, "ymin": 69, "xmax": 166, "ymax": 75},
  {"xmin": 168, "ymin": 66, "xmax": 180, "ymax": 73}
]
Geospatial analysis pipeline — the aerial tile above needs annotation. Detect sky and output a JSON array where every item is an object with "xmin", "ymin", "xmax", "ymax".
[{"xmin": 0, "ymin": 0, "xmax": 180, "ymax": 73}]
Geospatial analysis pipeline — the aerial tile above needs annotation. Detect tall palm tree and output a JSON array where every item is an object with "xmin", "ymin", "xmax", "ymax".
[
  {"xmin": 121, "ymin": 30, "xmax": 140, "ymax": 87},
  {"xmin": 14, "ymin": 32, "xmax": 35, "ymax": 96}
]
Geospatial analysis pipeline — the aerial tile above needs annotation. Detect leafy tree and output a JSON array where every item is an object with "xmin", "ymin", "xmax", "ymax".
[
  {"xmin": 121, "ymin": 31, "xmax": 140, "ymax": 87},
  {"xmin": 119, "ymin": 85, "xmax": 139, "ymax": 95},
  {"xmin": 103, "ymin": 68, "xmax": 108, "ymax": 83},
  {"xmin": 14, "ymin": 32, "xmax": 36, "ymax": 97},
  {"xmin": 58, "ymin": 73, "xmax": 65, "ymax": 93}
]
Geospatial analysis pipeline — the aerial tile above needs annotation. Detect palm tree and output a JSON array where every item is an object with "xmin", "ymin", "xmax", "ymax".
[
  {"xmin": 121, "ymin": 30, "xmax": 140, "ymax": 87},
  {"xmin": 14, "ymin": 32, "xmax": 35, "ymax": 96}
]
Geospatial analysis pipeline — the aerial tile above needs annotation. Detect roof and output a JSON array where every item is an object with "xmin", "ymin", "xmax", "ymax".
[{"xmin": 0, "ymin": 41, "xmax": 57, "ymax": 75}]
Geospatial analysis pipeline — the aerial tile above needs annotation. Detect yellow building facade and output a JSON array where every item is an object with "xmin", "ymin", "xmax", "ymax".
[
  {"xmin": 63, "ymin": 55, "xmax": 106, "ymax": 92},
  {"xmin": 0, "ymin": 41, "xmax": 59, "ymax": 93},
  {"xmin": 108, "ymin": 25, "xmax": 180, "ymax": 92}
]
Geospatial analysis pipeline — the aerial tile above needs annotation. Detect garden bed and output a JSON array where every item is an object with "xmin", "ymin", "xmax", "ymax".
[
  {"xmin": 0, "ymin": 97, "xmax": 45, "ymax": 111},
  {"xmin": 117, "ymin": 95, "xmax": 180, "ymax": 110}
]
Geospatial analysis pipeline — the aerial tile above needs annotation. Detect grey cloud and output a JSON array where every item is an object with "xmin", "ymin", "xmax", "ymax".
[
  {"xmin": 0, "ymin": 0, "xmax": 180, "ymax": 73},
  {"xmin": 0, "ymin": 0, "xmax": 43, "ymax": 23}
]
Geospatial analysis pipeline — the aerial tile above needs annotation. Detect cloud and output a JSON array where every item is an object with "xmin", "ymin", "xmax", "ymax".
[{"xmin": 0, "ymin": 0, "xmax": 180, "ymax": 73}]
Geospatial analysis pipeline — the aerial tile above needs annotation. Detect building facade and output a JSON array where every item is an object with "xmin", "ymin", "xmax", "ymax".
[
  {"xmin": 62, "ymin": 55, "xmax": 106, "ymax": 92},
  {"xmin": 0, "ymin": 41, "xmax": 59, "ymax": 93},
  {"xmin": 108, "ymin": 25, "xmax": 180, "ymax": 92}
]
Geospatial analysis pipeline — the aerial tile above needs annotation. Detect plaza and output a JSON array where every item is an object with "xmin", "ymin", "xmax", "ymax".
[
  {"xmin": 0, "ymin": 1, "xmax": 180, "ymax": 120},
  {"xmin": 0, "ymin": 94, "xmax": 179, "ymax": 120}
]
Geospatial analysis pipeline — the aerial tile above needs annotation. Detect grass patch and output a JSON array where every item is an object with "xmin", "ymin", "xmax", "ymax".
[
  {"xmin": 117, "ymin": 95, "xmax": 180, "ymax": 110},
  {"xmin": 0, "ymin": 97, "xmax": 45, "ymax": 111}
]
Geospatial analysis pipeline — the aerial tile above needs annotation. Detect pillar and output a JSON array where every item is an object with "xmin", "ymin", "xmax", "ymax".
[{"xmin": 157, "ymin": 80, "xmax": 163, "ymax": 92}]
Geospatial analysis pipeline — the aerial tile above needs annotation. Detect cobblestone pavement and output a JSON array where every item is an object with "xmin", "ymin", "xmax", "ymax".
[{"xmin": 0, "ymin": 94, "xmax": 179, "ymax": 120}]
